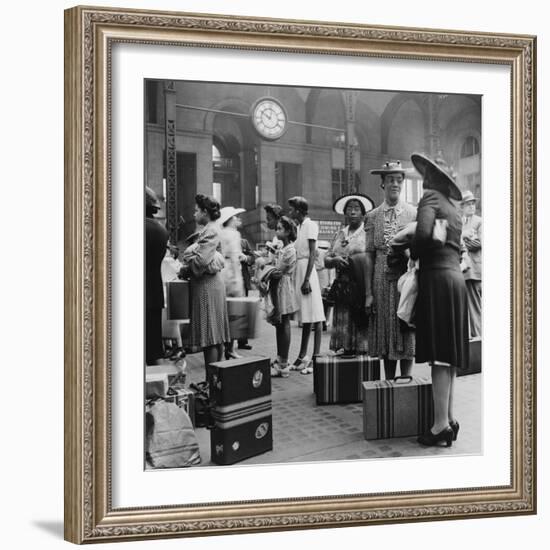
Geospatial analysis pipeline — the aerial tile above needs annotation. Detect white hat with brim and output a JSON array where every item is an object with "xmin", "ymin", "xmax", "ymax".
[
  {"xmin": 411, "ymin": 152, "xmax": 462, "ymax": 201},
  {"xmin": 333, "ymin": 193, "xmax": 375, "ymax": 216},
  {"xmin": 218, "ymin": 206, "xmax": 245, "ymax": 226}
]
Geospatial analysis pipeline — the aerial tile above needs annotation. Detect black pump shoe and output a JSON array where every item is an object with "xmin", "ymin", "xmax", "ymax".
[
  {"xmin": 417, "ymin": 427, "xmax": 454, "ymax": 448},
  {"xmin": 449, "ymin": 420, "xmax": 460, "ymax": 441}
]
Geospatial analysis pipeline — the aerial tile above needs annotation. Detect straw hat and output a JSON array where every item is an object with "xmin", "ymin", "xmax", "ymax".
[
  {"xmin": 370, "ymin": 160, "xmax": 406, "ymax": 176},
  {"xmin": 410, "ymin": 152, "xmax": 462, "ymax": 201},
  {"xmin": 332, "ymin": 193, "xmax": 375, "ymax": 215},
  {"xmin": 218, "ymin": 206, "xmax": 245, "ymax": 226}
]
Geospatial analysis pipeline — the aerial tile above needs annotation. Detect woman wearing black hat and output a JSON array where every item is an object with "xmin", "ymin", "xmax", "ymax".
[{"xmin": 410, "ymin": 153, "xmax": 469, "ymax": 448}]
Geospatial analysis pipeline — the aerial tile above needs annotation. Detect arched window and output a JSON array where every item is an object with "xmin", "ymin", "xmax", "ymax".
[{"xmin": 460, "ymin": 136, "xmax": 480, "ymax": 158}]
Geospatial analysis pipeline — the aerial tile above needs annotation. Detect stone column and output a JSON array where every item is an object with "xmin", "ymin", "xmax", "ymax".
[
  {"xmin": 343, "ymin": 90, "xmax": 359, "ymax": 193},
  {"xmin": 425, "ymin": 94, "xmax": 443, "ymax": 159},
  {"xmin": 163, "ymin": 81, "xmax": 178, "ymax": 244}
]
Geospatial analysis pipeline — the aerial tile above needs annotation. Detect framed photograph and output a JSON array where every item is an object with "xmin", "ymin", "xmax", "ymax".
[{"xmin": 64, "ymin": 5, "xmax": 536, "ymax": 544}]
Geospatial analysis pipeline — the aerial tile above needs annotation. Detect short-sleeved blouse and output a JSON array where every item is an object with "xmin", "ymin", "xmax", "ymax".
[
  {"xmin": 295, "ymin": 217, "xmax": 319, "ymax": 259},
  {"xmin": 328, "ymin": 225, "xmax": 366, "ymax": 260}
]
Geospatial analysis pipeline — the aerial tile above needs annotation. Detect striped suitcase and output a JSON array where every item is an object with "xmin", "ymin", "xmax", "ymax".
[
  {"xmin": 210, "ymin": 396, "xmax": 273, "ymax": 465},
  {"xmin": 313, "ymin": 354, "xmax": 381, "ymax": 405},
  {"xmin": 362, "ymin": 376, "xmax": 434, "ymax": 440}
]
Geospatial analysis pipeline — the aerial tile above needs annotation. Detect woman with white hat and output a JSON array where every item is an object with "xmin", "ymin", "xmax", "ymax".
[
  {"xmin": 410, "ymin": 153, "xmax": 469, "ymax": 448},
  {"xmin": 218, "ymin": 206, "xmax": 247, "ymax": 359},
  {"xmin": 324, "ymin": 193, "xmax": 374, "ymax": 355}
]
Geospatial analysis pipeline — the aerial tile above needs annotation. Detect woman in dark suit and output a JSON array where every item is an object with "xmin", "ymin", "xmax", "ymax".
[{"xmin": 411, "ymin": 153, "xmax": 469, "ymax": 447}]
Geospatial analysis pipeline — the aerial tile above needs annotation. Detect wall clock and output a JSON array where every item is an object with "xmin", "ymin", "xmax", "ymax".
[{"xmin": 250, "ymin": 97, "xmax": 288, "ymax": 140}]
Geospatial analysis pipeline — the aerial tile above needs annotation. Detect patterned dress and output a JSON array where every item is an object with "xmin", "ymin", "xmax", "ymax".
[
  {"xmin": 183, "ymin": 222, "xmax": 231, "ymax": 352},
  {"xmin": 275, "ymin": 244, "xmax": 298, "ymax": 316},
  {"xmin": 365, "ymin": 201, "xmax": 416, "ymax": 360},
  {"xmin": 326, "ymin": 225, "xmax": 369, "ymax": 354}
]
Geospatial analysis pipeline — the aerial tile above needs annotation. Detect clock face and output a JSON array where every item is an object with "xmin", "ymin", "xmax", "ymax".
[{"xmin": 251, "ymin": 98, "xmax": 287, "ymax": 140}]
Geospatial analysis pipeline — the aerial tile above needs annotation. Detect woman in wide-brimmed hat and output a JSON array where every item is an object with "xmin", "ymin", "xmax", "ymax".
[
  {"xmin": 324, "ymin": 193, "xmax": 375, "ymax": 355},
  {"xmin": 365, "ymin": 161, "xmax": 417, "ymax": 380},
  {"xmin": 410, "ymin": 153, "xmax": 469, "ymax": 448}
]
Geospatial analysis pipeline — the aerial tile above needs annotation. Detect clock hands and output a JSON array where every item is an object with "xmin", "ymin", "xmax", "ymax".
[{"xmin": 251, "ymin": 98, "xmax": 287, "ymax": 139}]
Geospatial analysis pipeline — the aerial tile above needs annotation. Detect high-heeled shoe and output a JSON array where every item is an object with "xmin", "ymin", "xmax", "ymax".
[
  {"xmin": 417, "ymin": 427, "xmax": 454, "ymax": 447},
  {"xmin": 449, "ymin": 420, "xmax": 460, "ymax": 441},
  {"xmin": 290, "ymin": 355, "xmax": 311, "ymax": 371}
]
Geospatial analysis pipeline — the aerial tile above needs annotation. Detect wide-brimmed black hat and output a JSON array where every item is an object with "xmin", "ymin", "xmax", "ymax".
[
  {"xmin": 333, "ymin": 193, "xmax": 375, "ymax": 215},
  {"xmin": 411, "ymin": 153, "xmax": 462, "ymax": 201},
  {"xmin": 145, "ymin": 186, "xmax": 161, "ymax": 211}
]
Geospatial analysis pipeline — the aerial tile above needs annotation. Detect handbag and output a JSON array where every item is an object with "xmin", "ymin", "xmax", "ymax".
[
  {"xmin": 396, "ymin": 264, "xmax": 418, "ymax": 328},
  {"xmin": 390, "ymin": 219, "xmax": 448, "ymax": 249},
  {"xmin": 326, "ymin": 272, "xmax": 359, "ymax": 307},
  {"xmin": 432, "ymin": 218, "xmax": 448, "ymax": 245},
  {"xmin": 145, "ymin": 400, "xmax": 201, "ymax": 468}
]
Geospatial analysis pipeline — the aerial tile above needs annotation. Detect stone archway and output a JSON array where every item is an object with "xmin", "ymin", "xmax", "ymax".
[{"xmin": 380, "ymin": 93, "xmax": 428, "ymax": 155}]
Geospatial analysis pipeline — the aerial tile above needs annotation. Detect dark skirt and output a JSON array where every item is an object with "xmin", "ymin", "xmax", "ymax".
[
  {"xmin": 145, "ymin": 308, "xmax": 163, "ymax": 365},
  {"xmin": 415, "ymin": 267, "xmax": 469, "ymax": 370}
]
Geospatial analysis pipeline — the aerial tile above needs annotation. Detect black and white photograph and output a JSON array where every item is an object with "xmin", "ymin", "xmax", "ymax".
[{"xmin": 144, "ymin": 79, "xmax": 483, "ymax": 469}]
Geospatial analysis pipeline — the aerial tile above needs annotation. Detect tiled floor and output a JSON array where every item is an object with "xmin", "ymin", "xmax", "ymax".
[{"xmin": 183, "ymin": 310, "xmax": 482, "ymax": 467}]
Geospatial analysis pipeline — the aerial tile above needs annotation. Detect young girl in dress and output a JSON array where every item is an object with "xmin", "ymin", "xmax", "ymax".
[{"xmin": 269, "ymin": 216, "xmax": 298, "ymax": 378}]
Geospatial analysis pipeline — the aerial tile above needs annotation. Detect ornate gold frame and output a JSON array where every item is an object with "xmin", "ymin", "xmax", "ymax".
[{"xmin": 64, "ymin": 5, "xmax": 537, "ymax": 544}]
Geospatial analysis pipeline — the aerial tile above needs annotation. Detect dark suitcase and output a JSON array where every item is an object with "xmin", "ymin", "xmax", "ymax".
[
  {"xmin": 313, "ymin": 354, "xmax": 381, "ymax": 405},
  {"xmin": 457, "ymin": 337, "xmax": 482, "ymax": 376},
  {"xmin": 210, "ymin": 397, "xmax": 273, "ymax": 465},
  {"xmin": 166, "ymin": 280, "xmax": 190, "ymax": 320},
  {"xmin": 362, "ymin": 376, "xmax": 434, "ymax": 440},
  {"xmin": 207, "ymin": 356, "xmax": 271, "ymax": 407}
]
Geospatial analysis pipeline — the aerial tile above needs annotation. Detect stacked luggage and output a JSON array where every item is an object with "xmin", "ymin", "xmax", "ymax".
[{"xmin": 207, "ymin": 356, "xmax": 272, "ymax": 465}]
